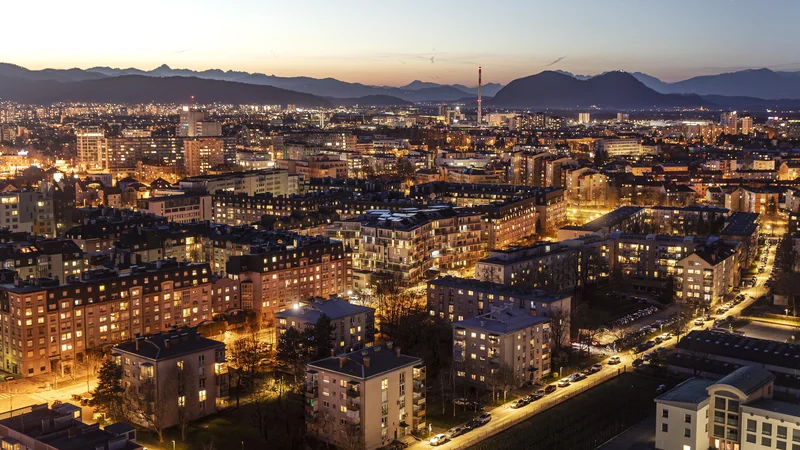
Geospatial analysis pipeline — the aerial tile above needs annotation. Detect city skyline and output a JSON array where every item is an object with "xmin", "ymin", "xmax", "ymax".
[{"xmin": 7, "ymin": 0, "xmax": 800, "ymax": 86}]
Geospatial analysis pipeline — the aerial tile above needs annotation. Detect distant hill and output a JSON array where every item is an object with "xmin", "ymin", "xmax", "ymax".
[
  {"xmin": 0, "ymin": 63, "xmax": 106, "ymax": 82},
  {"xmin": 666, "ymin": 69, "xmax": 800, "ymax": 99},
  {"xmin": 0, "ymin": 75, "xmax": 331, "ymax": 107},
  {"xmin": 490, "ymin": 71, "xmax": 708, "ymax": 109},
  {"xmin": 399, "ymin": 80, "xmax": 503, "ymax": 97},
  {"xmin": 329, "ymin": 95, "xmax": 412, "ymax": 107},
  {"xmin": 83, "ymin": 64, "xmax": 504, "ymax": 101}
]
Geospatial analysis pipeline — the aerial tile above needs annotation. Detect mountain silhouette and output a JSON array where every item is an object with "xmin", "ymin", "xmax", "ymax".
[
  {"xmin": 0, "ymin": 63, "xmax": 500, "ymax": 101},
  {"xmin": 491, "ymin": 71, "xmax": 708, "ymax": 108},
  {"xmin": 0, "ymin": 75, "xmax": 330, "ymax": 107}
]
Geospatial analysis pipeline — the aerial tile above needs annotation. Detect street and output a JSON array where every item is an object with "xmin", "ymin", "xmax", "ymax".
[{"xmin": 414, "ymin": 240, "xmax": 779, "ymax": 450}]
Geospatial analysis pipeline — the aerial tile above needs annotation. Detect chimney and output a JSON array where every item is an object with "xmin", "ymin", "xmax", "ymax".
[
  {"xmin": 363, "ymin": 356, "xmax": 371, "ymax": 368},
  {"xmin": 386, "ymin": 341, "xmax": 393, "ymax": 350},
  {"xmin": 339, "ymin": 356, "xmax": 348, "ymax": 368},
  {"xmin": 135, "ymin": 338, "xmax": 139, "ymax": 351},
  {"xmin": 395, "ymin": 346, "xmax": 401, "ymax": 357},
  {"xmin": 330, "ymin": 348, "xmax": 336, "ymax": 357},
  {"xmin": 164, "ymin": 339, "xmax": 170, "ymax": 349}
]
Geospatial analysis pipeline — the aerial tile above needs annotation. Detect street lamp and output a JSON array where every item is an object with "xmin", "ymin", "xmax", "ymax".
[{"xmin": 172, "ymin": 440, "xmax": 176, "ymax": 450}]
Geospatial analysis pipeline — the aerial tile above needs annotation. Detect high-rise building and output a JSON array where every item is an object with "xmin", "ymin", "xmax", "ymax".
[
  {"xmin": 578, "ymin": 112, "xmax": 591, "ymax": 124},
  {"xmin": 178, "ymin": 106, "xmax": 207, "ymax": 137},
  {"xmin": 617, "ymin": 112, "xmax": 630, "ymax": 122},
  {"xmin": 720, "ymin": 111, "xmax": 739, "ymax": 135},
  {"xmin": 740, "ymin": 115, "xmax": 753, "ymax": 135},
  {"xmin": 76, "ymin": 127, "xmax": 106, "ymax": 170},
  {"xmin": 184, "ymin": 138, "xmax": 225, "ymax": 177}
]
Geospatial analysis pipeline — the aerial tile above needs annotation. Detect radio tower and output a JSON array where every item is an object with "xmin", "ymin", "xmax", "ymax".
[{"xmin": 477, "ymin": 66, "xmax": 482, "ymax": 128}]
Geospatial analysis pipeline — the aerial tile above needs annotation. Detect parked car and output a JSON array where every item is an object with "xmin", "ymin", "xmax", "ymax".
[
  {"xmin": 568, "ymin": 373, "xmax": 585, "ymax": 382},
  {"xmin": 632, "ymin": 358, "xmax": 644, "ymax": 367},
  {"xmin": 510, "ymin": 399, "xmax": 527, "ymax": 409},
  {"xmin": 454, "ymin": 397, "xmax": 470, "ymax": 406},
  {"xmin": 464, "ymin": 419, "xmax": 478, "ymax": 431},
  {"xmin": 590, "ymin": 363, "xmax": 603, "ymax": 373},
  {"xmin": 557, "ymin": 378, "xmax": 571, "ymax": 387},
  {"xmin": 532, "ymin": 390, "xmax": 545, "ymax": 399},
  {"xmin": 446, "ymin": 427, "xmax": 464, "ymax": 439},
  {"xmin": 430, "ymin": 434, "xmax": 449, "ymax": 446},
  {"xmin": 608, "ymin": 356, "xmax": 621, "ymax": 365},
  {"xmin": 544, "ymin": 384, "xmax": 557, "ymax": 394},
  {"xmin": 476, "ymin": 413, "xmax": 492, "ymax": 426}
]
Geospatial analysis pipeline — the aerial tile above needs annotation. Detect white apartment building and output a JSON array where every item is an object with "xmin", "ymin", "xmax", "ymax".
[
  {"xmin": 656, "ymin": 366, "xmax": 800, "ymax": 450},
  {"xmin": 675, "ymin": 241, "xmax": 739, "ymax": 308},
  {"xmin": 305, "ymin": 343, "xmax": 426, "ymax": 450},
  {"xmin": 136, "ymin": 193, "xmax": 212, "ymax": 223},
  {"xmin": 76, "ymin": 127, "xmax": 106, "ymax": 170},
  {"xmin": 113, "ymin": 328, "xmax": 229, "ymax": 429},
  {"xmin": 601, "ymin": 138, "xmax": 643, "ymax": 157},
  {"xmin": 178, "ymin": 169, "xmax": 290, "ymax": 196},
  {"xmin": 453, "ymin": 307, "xmax": 551, "ymax": 389}
]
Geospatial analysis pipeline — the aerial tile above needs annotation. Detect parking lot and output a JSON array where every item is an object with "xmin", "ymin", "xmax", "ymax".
[{"xmin": 739, "ymin": 321, "xmax": 796, "ymax": 342}]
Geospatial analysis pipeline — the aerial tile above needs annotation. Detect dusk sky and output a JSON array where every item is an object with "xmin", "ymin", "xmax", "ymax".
[{"xmin": 8, "ymin": 0, "xmax": 800, "ymax": 86}]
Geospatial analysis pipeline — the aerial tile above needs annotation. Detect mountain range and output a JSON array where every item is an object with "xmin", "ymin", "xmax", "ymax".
[
  {"xmin": 3, "ymin": 62, "xmax": 800, "ymax": 108},
  {"xmin": 555, "ymin": 68, "xmax": 800, "ymax": 100},
  {"xmin": 490, "ymin": 71, "xmax": 709, "ymax": 109}
]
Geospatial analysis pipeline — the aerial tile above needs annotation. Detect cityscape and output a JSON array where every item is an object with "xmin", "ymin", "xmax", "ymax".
[{"xmin": 1, "ymin": 2, "xmax": 800, "ymax": 450}]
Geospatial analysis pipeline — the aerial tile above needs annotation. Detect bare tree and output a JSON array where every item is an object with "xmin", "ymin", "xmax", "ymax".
[
  {"xmin": 548, "ymin": 308, "xmax": 571, "ymax": 366},
  {"xmin": 123, "ymin": 379, "xmax": 172, "ymax": 443},
  {"xmin": 249, "ymin": 382, "xmax": 277, "ymax": 444}
]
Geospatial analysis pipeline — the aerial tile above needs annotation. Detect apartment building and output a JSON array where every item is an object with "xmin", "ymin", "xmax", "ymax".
[
  {"xmin": 305, "ymin": 343, "xmax": 426, "ymax": 449},
  {"xmin": 675, "ymin": 240, "xmax": 740, "ymax": 308},
  {"xmin": 0, "ymin": 260, "xmax": 212, "ymax": 377},
  {"xmin": 0, "ymin": 190, "xmax": 55, "ymax": 237},
  {"xmin": 226, "ymin": 235, "xmax": 352, "ymax": 323},
  {"xmin": 655, "ymin": 365, "xmax": 800, "ymax": 450},
  {"xmin": 725, "ymin": 186, "xmax": 781, "ymax": 216},
  {"xmin": 0, "ymin": 238, "xmax": 84, "ymax": 284},
  {"xmin": 184, "ymin": 138, "xmax": 225, "ymax": 177},
  {"xmin": 113, "ymin": 327, "xmax": 229, "ymax": 429},
  {"xmin": 275, "ymin": 297, "xmax": 375, "ymax": 353},
  {"xmin": 411, "ymin": 182, "xmax": 566, "ymax": 236},
  {"xmin": 212, "ymin": 190, "xmax": 345, "ymax": 226},
  {"xmin": 0, "ymin": 402, "xmax": 141, "ymax": 450},
  {"xmin": 114, "ymin": 224, "xmax": 206, "ymax": 265},
  {"xmin": 76, "ymin": 127, "xmax": 106, "ymax": 170},
  {"xmin": 453, "ymin": 307, "xmax": 551, "ymax": 389},
  {"xmin": 356, "ymin": 207, "xmax": 486, "ymax": 283},
  {"xmin": 178, "ymin": 169, "xmax": 290, "ymax": 196},
  {"xmin": 474, "ymin": 242, "xmax": 580, "ymax": 293},
  {"xmin": 65, "ymin": 209, "xmax": 167, "ymax": 254},
  {"xmin": 600, "ymin": 138, "xmax": 643, "ymax": 157},
  {"xmin": 426, "ymin": 275, "xmax": 572, "ymax": 325},
  {"xmin": 137, "ymin": 193, "xmax": 212, "ymax": 223}
]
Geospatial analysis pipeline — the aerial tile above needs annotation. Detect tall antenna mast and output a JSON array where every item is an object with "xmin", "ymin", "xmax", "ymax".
[{"xmin": 477, "ymin": 66, "xmax": 482, "ymax": 128}]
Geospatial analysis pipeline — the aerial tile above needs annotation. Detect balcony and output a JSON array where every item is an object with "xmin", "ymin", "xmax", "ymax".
[
  {"xmin": 413, "ymin": 405, "xmax": 426, "ymax": 417},
  {"xmin": 347, "ymin": 400, "xmax": 360, "ymax": 411},
  {"xmin": 346, "ymin": 409, "xmax": 360, "ymax": 423},
  {"xmin": 413, "ymin": 380, "xmax": 425, "ymax": 393},
  {"xmin": 413, "ymin": 392, "xmax": 425, "ymax": 405},
  {"xmin": 305, "ymin": 382, "xmax": 318, "ymax": 397},
  {"xmin": 346, "ymin": 387, "xmax": 360, "ymax": 398},
  {"xmin": 413, "ymin": 365, "xmax": 426, "ymax": 381},
  {"xmin": 305, "ymin": 410, "xmax": 317, "ymax": 423}
]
